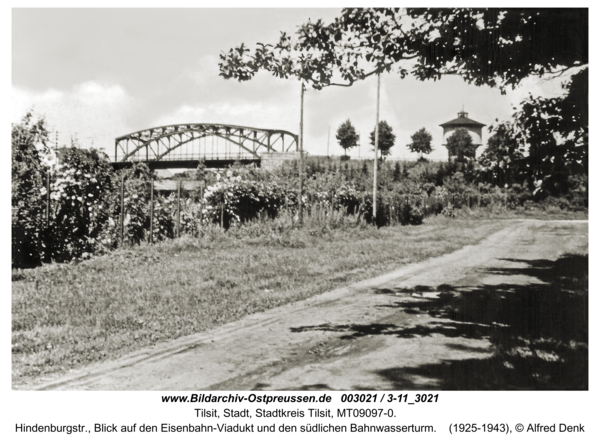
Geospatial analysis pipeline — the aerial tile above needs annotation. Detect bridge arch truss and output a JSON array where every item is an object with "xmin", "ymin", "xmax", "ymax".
[{"xmin": 115, "ymin": 124, "xmax": 298, "ymax": 163}]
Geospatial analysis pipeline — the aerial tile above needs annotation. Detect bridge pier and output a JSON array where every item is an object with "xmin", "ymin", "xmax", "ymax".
[{"xmin": 261, "ymin": 152, "xmax": 302, "ymax": 171}]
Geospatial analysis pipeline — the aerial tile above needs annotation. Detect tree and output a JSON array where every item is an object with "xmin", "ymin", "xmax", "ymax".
[
  {"xmin": 477, "ymin": 120, "xmax": 525, "ymax": 184},
  {"xmin": 446, "ymin": 128, "xmax": 477, "ymax": 162},
  {"xmin": 256, "ymin": 8, "xmax": 587, "ymax": 193},
  {"xmin": 483, "ymin": 68, "xmax": 588, "ymax": 194},
  {"xmin": 222, "ymin": 8, "xmax": 587, "ymax": 199},
  {"xmin": 408, "ymin": 128, "xmax": 433, "ymax": 158},
  {"xmin": 369, "ymin": 120, "xmax": 395, "ymax": 158},
  {"xmin": 335, "ymin": 119, "xmax": 359, "ymax": 156},
  {"xmin": 284, "ymin": 9, "xmax": 587, "ymax": 92}
]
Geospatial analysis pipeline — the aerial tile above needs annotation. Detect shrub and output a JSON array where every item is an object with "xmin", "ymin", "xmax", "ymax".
[
  {"xmin": 443, "ymin": 172, "xmax": 468, "ymax": 194},
  {"xmin": 441, "ymin": 204, "xmax": 455, "ymax": 218},
  {"xmin": 12, "ymin": 115, "xmax": 120, "ymax": 265},
  {"xmin": 12, "ymin": 113, "xmax": 51, "ymax": 268},
  {"xmin": 409, "ymin": 206, "xmax": 424, "ymax": 225},
  {"xmin": 46, "ymin": 147, "xmax": 116, "ymax": 261},
  {"xmin": 202, "ymin": 172, "xmax": 286, "ymax": 228}
]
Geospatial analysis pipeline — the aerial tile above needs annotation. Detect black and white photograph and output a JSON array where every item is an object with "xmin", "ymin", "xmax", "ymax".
[{"xmin": 8, "ymin": 3, "xmax": 593, "ymax": 440}]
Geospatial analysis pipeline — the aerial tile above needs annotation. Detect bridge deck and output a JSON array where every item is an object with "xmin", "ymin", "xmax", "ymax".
[{"xmin": 111, "ymin": 158, "xmax": 260, "ymax": 170}]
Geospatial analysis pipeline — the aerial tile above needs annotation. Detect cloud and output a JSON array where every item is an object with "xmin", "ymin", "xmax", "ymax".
[
  {"xmin": 151, "ymin": 101, "xmax": 299, "ymax": 132},
  {"xmin": 150, "ymin": 105, "xmax": 208, "ymax": 127},
  {"xmin": 12, "ymin": 88, "xmax": 63, "ymax": 123},
  {"xmin": 74, "ymin": 82, "xmax": 129, "ymax": 107},
  {"xmin": 12, "ymin": 81, "xmax": 136, "ymax": 151}
]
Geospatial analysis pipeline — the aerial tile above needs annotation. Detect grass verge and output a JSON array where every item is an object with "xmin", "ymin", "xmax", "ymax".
[{"xmin": 12, "ymin": 216, "xmax": 514, "ymax": 386}]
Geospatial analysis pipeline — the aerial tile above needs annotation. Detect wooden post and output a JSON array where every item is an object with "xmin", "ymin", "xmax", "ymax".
[
  {"xmin": 372, "ymin": 72, "xmax": 381, "ymax": 222},
  {"xmin": 120, "ymin": 175, "xmax": 125, "ymax": 246},
  {"xmin": 199, "ymin": 181, "xmax": 205, "ymax": 224},
  {"xmin": 285, "ymin": 188, "xmax": 289, "ymax": 212},
  {"xmin": 149, "ymin": 177, "xmax": 154, "ymax": 244},
  {"xmin": 220, "ymin": 198, "xmax": 224, "ymax": 229},
  {"xmin": 46, "ymin": 171, "xmax": 51, "ymax": 231},
  {"xmin": 176, "ymin": 180, "xmax": 181, "ymax": 238},
  {"xmin": 361, "ymin": 194, "xmax": 365, "ymax": 217}
]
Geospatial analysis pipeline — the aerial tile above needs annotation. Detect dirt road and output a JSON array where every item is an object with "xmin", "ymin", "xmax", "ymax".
[{"xmin": 30, "ymin": 219, "xmax": 587, "ymax": 391}]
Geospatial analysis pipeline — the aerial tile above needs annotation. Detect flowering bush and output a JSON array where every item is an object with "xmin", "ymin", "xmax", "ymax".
[
  {"xmin": 332, "ymin": 182, "xmax": 361, "ymax": 214},
  {"xmin": 45, "ymin": 147, "xmax": 115, "ymax": 262},
  {"xmin": 409, "ymin": 206, "xmax": 424, "ymax": 225},
  {"xmin": 202, "ymin": 172, "xmax": 286, "ymax": 228},
  {"xmin": 431, "ymin": 186, "xmax": 449, "ymax": 200}
]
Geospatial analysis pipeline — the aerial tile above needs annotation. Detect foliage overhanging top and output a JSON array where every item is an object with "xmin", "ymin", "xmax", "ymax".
[{"xmin": 219, "ymin": 8, "xmax": 588, "ymax": 92}]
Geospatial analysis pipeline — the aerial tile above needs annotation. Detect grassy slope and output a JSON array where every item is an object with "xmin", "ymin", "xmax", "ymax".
[{"xmin": 13, "ymin": 217, "xmax": 513, "ymax": 385}]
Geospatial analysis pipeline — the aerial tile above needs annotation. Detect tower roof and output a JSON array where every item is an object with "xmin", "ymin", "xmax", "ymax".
[{"xmin": 440, "ymin": 111, "xmax": 485, "ymax": 128}]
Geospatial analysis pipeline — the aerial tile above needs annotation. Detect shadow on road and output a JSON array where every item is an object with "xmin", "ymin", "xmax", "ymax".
[
  {"xmin": 290, "ymin": 253, "xmax": 588, "ymax": 390},
  {"xmin": 253, "ymin": 383, "xmax": 334, "ymax": 391}
]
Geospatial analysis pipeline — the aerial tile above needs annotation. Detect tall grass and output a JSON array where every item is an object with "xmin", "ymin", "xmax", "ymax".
[{"xmin": 448, "ymin": 203, "xmax": 588, "ymax": 221}]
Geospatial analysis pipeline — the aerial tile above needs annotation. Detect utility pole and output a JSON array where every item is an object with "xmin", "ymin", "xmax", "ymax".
[
  {"xmin": 120, "ymin": 175, "xmax": 125, "ymax": 246},
  {"xmin": 298, "ymin": 82, "xmax": 305, "ymax": 226},
  {"xmin": 176, "ymin": 180, "xmax": 181, "ymax": 238},
  {"xmin": 373, "ymin": 73, "xmax": 381, "ymax": 222},
  {"xmin": 46, "ymin": 171, "xmax": 50, "ymax": 231},
  {"xmin": 149, "ymin": 176, "xmax": 154, "ymax": 244}
]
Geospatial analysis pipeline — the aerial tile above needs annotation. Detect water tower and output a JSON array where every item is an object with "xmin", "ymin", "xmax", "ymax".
[{"xmin": 440, "ymin": 109, "xmax": 486, "ymax": 150}]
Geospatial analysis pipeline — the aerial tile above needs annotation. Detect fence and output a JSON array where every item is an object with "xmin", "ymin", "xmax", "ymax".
[
  {"xmin": 46, "ymin": 177, "xmax": 509, "ymax": 246},
  {"xmin": 24, "ymin": 168, "xmax": 529, "ymax": 270}
]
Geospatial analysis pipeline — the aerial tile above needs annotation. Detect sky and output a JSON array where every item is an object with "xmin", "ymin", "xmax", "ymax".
[{"xmin": 12, "ymin": 7, "xmax": 572, "ymax": 162}]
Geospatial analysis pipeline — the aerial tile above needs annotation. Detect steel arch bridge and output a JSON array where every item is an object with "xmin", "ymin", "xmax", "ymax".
[{"xmin": 113, "ymin": 123, "xmax": 299, "ymax": 169}]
